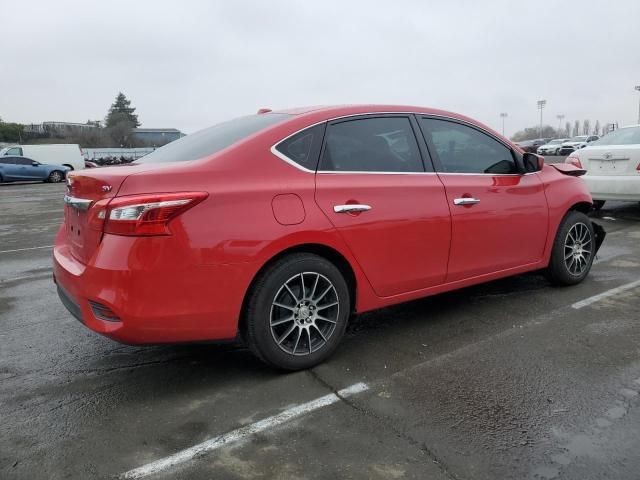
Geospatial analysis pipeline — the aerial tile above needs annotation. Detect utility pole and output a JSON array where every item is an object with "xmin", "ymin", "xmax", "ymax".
[
  {"xmin": 537, "ymin": 100, "xmax": 546, "ymax": 137},
  {"xmin": 556, "ymin": 114, "xmax": 564, "ymax": 136},
  {"xmin": 500, "ymin": 112, "xmax": 508, "ymax": 136},
  {"xmin": 635, "ymin": 86, "xmax": 640, "ymax": 124}
]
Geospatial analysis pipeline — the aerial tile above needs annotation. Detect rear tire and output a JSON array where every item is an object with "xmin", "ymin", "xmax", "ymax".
[
  {"xmin": 243, "ymin": 253, "xmax": 350, "ymax": 370},
  {"xmin": 592, "ymin": 200, "xmax": 605, "ymax": 211},
  {"xmin": 545, "ymin": 211, "xmax": 595, "ymax": 286},
  {"xmin": 48, "ymin": 170, "xmax": 65, "ymax": 183}
]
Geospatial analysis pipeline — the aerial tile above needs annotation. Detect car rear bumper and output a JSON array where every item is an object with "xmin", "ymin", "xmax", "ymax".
[
  {"xmin": 53, "ymin": 230, "xmax": 257, "ymax": 344},
  {"xmin": 583, "ymin": 174, "xmax": 640, "ymax": 201}
]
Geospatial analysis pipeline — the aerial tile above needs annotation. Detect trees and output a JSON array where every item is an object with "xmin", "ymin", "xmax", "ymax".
[
  {"xmin": 511, "ymin": 125, "xmax": 558, "ymax": 141},
  {"xmin": 583, "ymin": 120, "xmax": 590, "ymax": 135},
  {"xmin": 105, "ymin": 92, "xmax": 140, "ymax": 128},
  {"xmin": 573, "ymin": 120, "xmax": 580, "ymax": 137},
  {"xmin": 565, "ymin": 122, "xmax": 571, "ymax": 137},
  {"xmin": 594, "ymin": 120, "xmax": 600, "ymax": 136},
  {"xmin": 0, "ymin": 120, "xmax": 24, "ymax": 142}
]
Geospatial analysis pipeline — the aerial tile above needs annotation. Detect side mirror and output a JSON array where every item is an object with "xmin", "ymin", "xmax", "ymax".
[
  {"xmin": 522, "ymin": 152, "xmax": 544, "ymax": 172},
  {"xmin": 32, "ymin": 162, "xmax": 39, "ymax": 166}
]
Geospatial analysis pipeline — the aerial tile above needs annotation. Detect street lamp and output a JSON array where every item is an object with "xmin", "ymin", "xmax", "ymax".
[
  {"xmin": 556, "ymin": 114, "xmax": 564, "ymax": 135},
  {"xmin": 537, "ymin": 100, "xmax": 546, "ymax": 137},
  {"xmin": 635, "ymin": 86, "xmax": 640, "ymax": 124},
  {"xmin": 500, "ymin": 112, "xmax": 508, "ymax": 136}
]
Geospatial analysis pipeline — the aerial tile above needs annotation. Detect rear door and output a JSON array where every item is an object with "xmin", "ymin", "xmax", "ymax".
[
  {"xmin": 417, "ymin": 116, "xmax": 548, "ymax": 282},
  {"xmin": 0, "ymin": 157, "xmax": 21, "ymax": 180},
  {"xmin": 314, "ymin": 115, "xmax": 451, "ymax": 297}
]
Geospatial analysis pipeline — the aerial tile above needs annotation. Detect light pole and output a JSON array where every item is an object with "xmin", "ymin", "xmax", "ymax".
[
  {"xmin": 500, "ymin": 112, "xmax": 508, "ymax": 136},
  {"xmin": 556, "ymin": 114, "xmax": 564, "ymax": 136},
  {"xmin": 537, "ymin": 100, "xmax": 546, "ymax": 137},
  {"xmin": 635, "ymin": 86, "xmax": 640, "ymax": 124}
]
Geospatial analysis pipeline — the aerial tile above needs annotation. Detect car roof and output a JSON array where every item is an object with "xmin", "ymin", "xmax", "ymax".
[{"xmin": 269, "ymin": 104, "xmax": 507, "ymax": 144}]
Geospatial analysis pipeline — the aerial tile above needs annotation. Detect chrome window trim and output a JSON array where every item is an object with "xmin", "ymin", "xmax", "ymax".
[
  {"xmin": 63, "ymin": 195, "xmax": 93, "ymax": 211},
  {"xmin": 270, "ymin": 111, "xmax": 520, "ymax": 175}
]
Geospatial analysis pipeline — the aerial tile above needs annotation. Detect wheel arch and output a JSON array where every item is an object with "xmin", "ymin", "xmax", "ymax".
[
  {"xmin": 62, "ymin": 164, "xmax": 74, "ymax": 170},
  {"xmin": 238, "ymin": 243, "xmax": 358, "ymax": 337},
  {"xmin": 567, "ymin": 201, "xmax": 592, "ymax": 214}
]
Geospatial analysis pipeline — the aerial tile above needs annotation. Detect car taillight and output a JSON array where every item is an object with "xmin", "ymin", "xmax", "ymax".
[
  {"xmin": 565, "ymin": 155, "xmax": 583, "ymax": 169},
  {"xmin": 89, "ymin": 192, "xmax": 208, "ymax": 236}
]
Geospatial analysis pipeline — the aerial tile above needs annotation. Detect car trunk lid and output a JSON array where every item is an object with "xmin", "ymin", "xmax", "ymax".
[
  {"xmin": 582, "ymin": 145, "xmax": 638, "ymax": 176},
  {"xmin": 63, "ymin": 164, "xmax": 159, "ymax": 263}
]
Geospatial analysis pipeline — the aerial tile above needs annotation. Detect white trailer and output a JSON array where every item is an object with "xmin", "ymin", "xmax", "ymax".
[{"xmin": 0, "ymin": 144, "xmax": 84, "ymax": 170}]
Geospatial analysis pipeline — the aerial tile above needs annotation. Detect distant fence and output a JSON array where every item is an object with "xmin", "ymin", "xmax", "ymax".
[{"xmin": 82, "ymin": 147, "xmax": 155, "ymax": 160}]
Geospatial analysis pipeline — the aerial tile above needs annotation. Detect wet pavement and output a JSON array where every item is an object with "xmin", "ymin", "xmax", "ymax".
[{"xmin": 1, "ymin": 182, "xmax": 639, "ymax": 480}]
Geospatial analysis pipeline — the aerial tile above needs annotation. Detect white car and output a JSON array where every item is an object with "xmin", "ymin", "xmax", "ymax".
[
  {"xmin": 559, "ymin": 135, "xmax": 599, "ymax": 156},
  {"xmin": 565, "ymin": 125, "xmax": 640, "ymax": 209},
  {"xmin": 537, "ymin": 138, "xmax": 569, "ymax": 156}
]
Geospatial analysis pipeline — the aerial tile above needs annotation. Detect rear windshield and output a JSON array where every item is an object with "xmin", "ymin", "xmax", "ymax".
[
  {"xmin": 591, "ymin": 126, "xmax": 640, "ymax": 146},
  {"xmin": 136, "ymin": 113, "xmax": 290, "ymax": 163}
]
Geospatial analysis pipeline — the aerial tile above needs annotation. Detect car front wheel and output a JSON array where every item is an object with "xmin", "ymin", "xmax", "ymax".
[
  {"xmin": 545, "ymin": 211, "xmax": 595, "ymax": 286},
  {"xmin": 243, "ymin": 253, "xmax": 350, "ymax": 370},
  {"xmin": 47, "ymin": 170, "xmax": 65, "ymax": 183}
]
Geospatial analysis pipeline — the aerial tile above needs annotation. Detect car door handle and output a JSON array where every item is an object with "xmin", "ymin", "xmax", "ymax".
[
  {"xmin": 333, "ymin": 204, "xmax": 372, "ymax": 213},
  {"xmin": 453, "ymin": 197, "xmax": 480, "ymax": 206}
]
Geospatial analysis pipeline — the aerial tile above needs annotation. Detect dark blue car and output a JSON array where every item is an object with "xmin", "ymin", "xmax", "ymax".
[{"xmin": 0, "ymin": 156, "xmax": 70, "ymax": 183}]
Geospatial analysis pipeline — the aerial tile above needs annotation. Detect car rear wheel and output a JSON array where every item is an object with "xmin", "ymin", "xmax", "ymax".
[
  {"xmin": 243, "ymin": 253, "xmax": 350, "ymax": 370},
  {"xmin": 48, "ymin": 171, "xmax": 65, "ymax": 183},
  {"xmin": 545, "ymin": 211, "xmax": 595, "ymax": 286}
]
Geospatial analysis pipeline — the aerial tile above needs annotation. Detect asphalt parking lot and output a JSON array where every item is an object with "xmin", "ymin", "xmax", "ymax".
[{"xmin": 1, "ymin": 178, "xmax": 640, "ymax": 480}]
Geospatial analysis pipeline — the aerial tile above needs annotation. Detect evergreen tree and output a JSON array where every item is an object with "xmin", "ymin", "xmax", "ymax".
[
  {"xmin": 594, "ymin": 120, "xmax": 600, "ymax": 136},
  {"xmin": 583, "ymin": 120, "xmax": 590, "ymax": 135},
  {"xmin": 565, "ymin": 121, "xmax": 571, "ymax": 137},
  {"xmin": 105, "ymin": 92, "xmax": 140, "ymax": 127},
  {"xmin": 573, "ymin": 120, "xmax": 580, "ymax": 137}
]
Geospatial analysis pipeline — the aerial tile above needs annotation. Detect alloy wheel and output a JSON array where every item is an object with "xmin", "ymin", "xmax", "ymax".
[
  {"xmin": 50, "ymin": 171, "xmax": 63, "ymax": 182},
  {"xmin": 564, "ymin": 222, "xmax": 592, "ymax": 276},
  {"xmin": 269, "ymin": 272, "xmax": 339, "ymax": 356}
]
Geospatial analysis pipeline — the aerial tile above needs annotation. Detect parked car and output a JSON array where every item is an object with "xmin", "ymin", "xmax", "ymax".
[
  {"xmin": 558, "ymin": 135, "xmax": 599, "ymax": 155},
  {"xmin": 537, "ymin": 138, "xmax": 569, "ymax": 156},
  {"xmin": 84, "ymin": 160, "xmax": 99, "ymax": 169},
  {"xmin": 0, "ymin": 156, "xmax": 70, "ymax": 183},
  {"xmin": 0, "ymin": 144, "xmax": 85, "ymax": 171},
  {"xmin": 54, "ymin": 105, "xmax": 605, "ymax": 370},
  {"xmin": 565, "ymin": 125, "xmax": 640, "ymax": 210},
  {"xmin": 515, "ymin": 138, "xmax": 549, "ymax": 153}
]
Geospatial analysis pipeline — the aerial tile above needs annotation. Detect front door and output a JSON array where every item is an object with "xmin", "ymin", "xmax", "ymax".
[
  {"xmin": 314, "ymin": 115, "xmax": 451, "ymax": 297},
  {"xmin": 417, "ymin": 116, "xmax": 548, "ymax": 282}
]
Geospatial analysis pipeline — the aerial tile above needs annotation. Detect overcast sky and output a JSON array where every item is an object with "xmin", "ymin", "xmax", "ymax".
[{"xmin": 2, "ymin": 0, "xmax": 639, "ymax": 137}]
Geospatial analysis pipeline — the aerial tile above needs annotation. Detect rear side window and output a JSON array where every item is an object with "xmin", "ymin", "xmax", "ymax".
[
  {"xmin": 319, "ymin": 117, "xmax": 424, "ymax": 172},
  {"xmin": 419, "ymin": 118, "xmax": 516, "ymax": 174},
  {"xmin": 136, "ymin": 113, "xmax": 290, "ymax": 164},
  {"xmin": 0, "ymin": 157, "xmax": 17, "ymax": 164},
  {"xmin": 6, "ymin": 147, "xmax": 22, "ymax": 156},
  {"xmin": 275, "ymin": 123, "xmax": 325, "ymax": 171}
]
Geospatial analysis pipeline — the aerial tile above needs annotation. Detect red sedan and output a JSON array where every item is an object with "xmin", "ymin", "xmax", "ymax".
[{"xmin": 54, "ymin": 105, "xmax": 605, "ymax": 370}]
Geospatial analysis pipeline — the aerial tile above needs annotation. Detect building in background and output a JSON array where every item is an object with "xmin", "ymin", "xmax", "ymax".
[{"xmin": 131, "ymin": 128, "xmax": 184, "ymax": 146}]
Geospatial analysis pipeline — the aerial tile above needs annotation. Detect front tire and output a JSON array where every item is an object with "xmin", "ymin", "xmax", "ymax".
[
  {"xmin": 48, "ymin": 170, "xmax": 65, "ymax": 183},
  {"xmin": 545, "ymin": 211, "xmax": 595, "ymax": 286},
  {"xmin": 244, "ymin": 253, "xmax": 350, "ymax": 370}
]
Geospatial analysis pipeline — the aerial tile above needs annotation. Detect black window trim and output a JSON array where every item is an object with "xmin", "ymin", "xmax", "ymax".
[{"xmin": 416, "ymin": 115, "xmax": 527, "ymax": 176}]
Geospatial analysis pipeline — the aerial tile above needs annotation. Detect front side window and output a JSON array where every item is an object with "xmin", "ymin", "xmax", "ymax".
[
  {"xmin": 275, "ymin": 123, "xmax": 325, "ymax": 171},
  {"xmin": 319, "ymin": 117, "xmax": 424, "ymax": 172},
  {"xmin": 136, "ymin": 113, "xmax": 290, "ymax": 164},
  {"xmin": 15, "ymin": 157, "xmax": 33, "ymax": 165},
  {"xmin": 419, "ymin": 118, "xmax": 516, "ymax": 174},
  {"xmin": 6, "ymin": 147, "xmax": 22, "ymax": 156}
]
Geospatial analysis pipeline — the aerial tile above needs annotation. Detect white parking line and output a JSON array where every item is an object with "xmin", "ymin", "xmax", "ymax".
[
  {"xmin": 0, "ymin": 245, "xmax": 53, "ymax": 254},
  {"xmin": 572, "ymin": 279, "xmax": 640, "ymax": 309},
  {"xmin": 120, "ymin": 382, "xmax": 369, "ymax": 479}
]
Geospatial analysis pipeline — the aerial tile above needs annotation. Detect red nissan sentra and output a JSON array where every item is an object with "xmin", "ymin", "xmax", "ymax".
[{"xmin": 53, "ymin": 105, "xmax": 605, "ymax": 370}]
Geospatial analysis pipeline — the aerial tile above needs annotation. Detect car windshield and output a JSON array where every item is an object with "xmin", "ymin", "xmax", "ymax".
[
  {"xmin": 591, "ymin": 126, "xmax": 640, "ymax": 146},
  {"xmin": 570, "ymin": 136, "xmax": 588, "ymax": 142},
  {"xmin": 549, "ymin": 139, "xmax": 564, "ymax": 144},
  {"xmin": 136, "ymin": 113, "xmax": 291, "ymax": 163}
]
